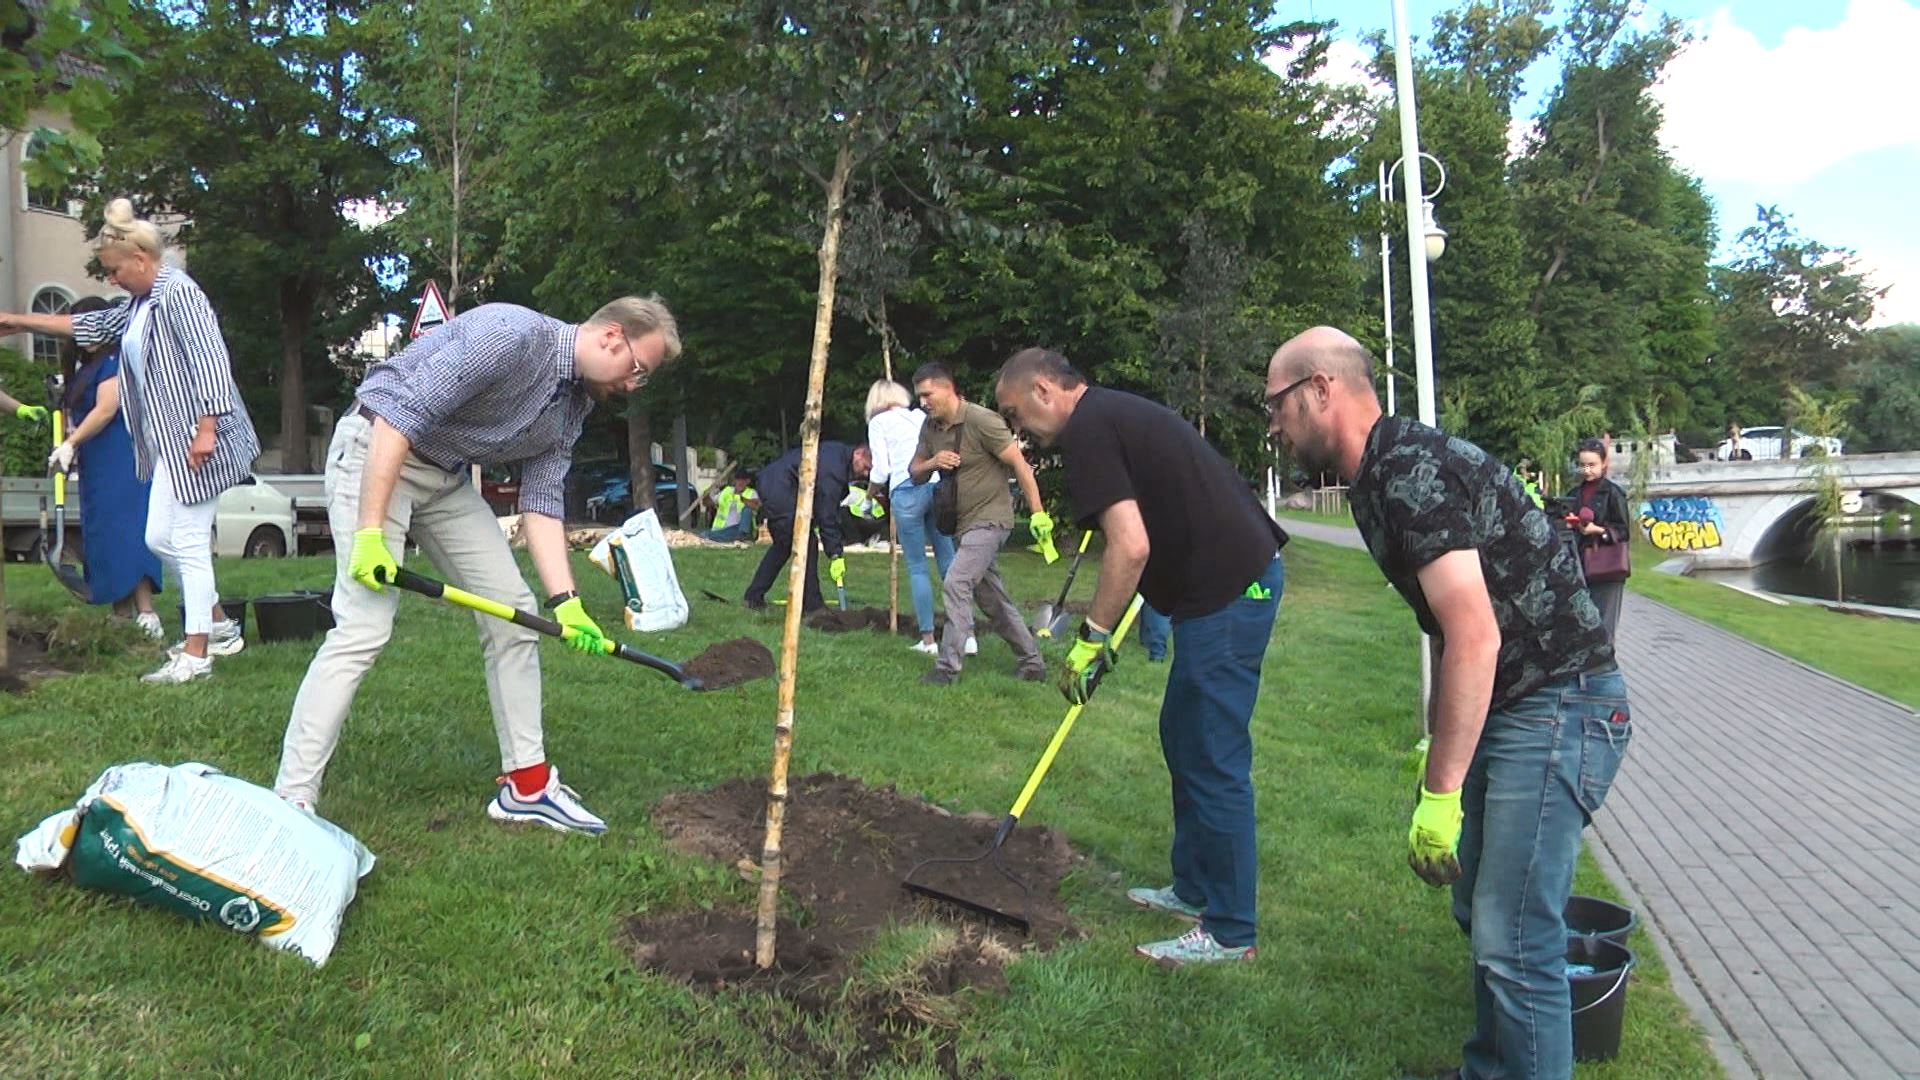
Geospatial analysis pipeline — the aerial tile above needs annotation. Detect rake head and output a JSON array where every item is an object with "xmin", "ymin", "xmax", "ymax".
[{"xmin": 900, "ymin": 815, "xmax": 1034, "ymax": 935}]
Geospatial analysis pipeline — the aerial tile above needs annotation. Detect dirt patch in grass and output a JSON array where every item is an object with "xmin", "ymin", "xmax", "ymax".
[
  {"xmin": 803, "ymin": 606, "xmax": 930, "ymax": 636},
  {"xmin": 680, "ymin": 637, "xmax": 776, "ymax": 690},
  {"xmin": 0, "ymin": 630, "xmax": 63, "ymax": 694},
  {"xmin": 625, "ymin": 774, "xmax": 1081, "ymax": 1074}
]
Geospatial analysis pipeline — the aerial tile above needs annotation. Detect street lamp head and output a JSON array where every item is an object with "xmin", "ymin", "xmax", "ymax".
[{"xmin": 1421, "ymin": 198, "xmax": 1447, "ymax": 262}]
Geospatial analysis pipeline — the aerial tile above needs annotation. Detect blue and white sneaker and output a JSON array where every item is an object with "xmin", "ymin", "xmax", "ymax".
[
  {"xmin": 1134, "ymin": 925, "xmax": 1256, "ymax": 968},
  {"xmin": 487, "ymin": 766, "xmax": 606, "ymax": 835},
  {"xmin": 1127, "ymin": 884, "xmax": 1203, "ymax": 921}
]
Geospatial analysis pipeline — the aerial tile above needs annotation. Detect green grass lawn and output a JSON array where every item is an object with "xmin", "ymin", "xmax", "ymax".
[
  {"xmin": 0, "ymin": 538, "xmax": 1717, "ymax": 1077},
  {"xmin": 1626, "ymin": 536, "xmax": 1920, "ymax": 709}
]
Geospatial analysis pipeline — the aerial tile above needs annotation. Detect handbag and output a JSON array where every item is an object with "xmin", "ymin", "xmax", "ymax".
[
  {"xmin": 932, "ymin": 427, "xmax": 963, "ymax": 536},
  {"xmin": 1580, "ymin": 537, "xmax": 1630, "ymax": 583}
]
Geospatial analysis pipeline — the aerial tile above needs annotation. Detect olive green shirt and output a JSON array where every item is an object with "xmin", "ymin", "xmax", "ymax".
[{"xmin": 916, "ymin": 401, "xmax": 1017, "ymax": 531}]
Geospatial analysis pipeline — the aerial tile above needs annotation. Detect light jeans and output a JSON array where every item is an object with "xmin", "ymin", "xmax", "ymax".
[
  {"xmin": 1454, "ymin": 665, "xmax": 1633, "ymax": 1080},
  {"xmin": 889, "ymin": 479, "xmax": 955, "ymax": 635},
  {"xmin": 275, "ymin": 414, "xmax": 546, "ymax": 805},
  {"xmin": 145, "ymin": 457, "xmax": 221, "ymax": 635}
]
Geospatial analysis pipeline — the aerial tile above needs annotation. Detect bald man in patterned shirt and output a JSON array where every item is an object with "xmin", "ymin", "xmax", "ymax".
[{"xmin": 275, "ymin": 297, "xmax": 680, "ymax": 835}]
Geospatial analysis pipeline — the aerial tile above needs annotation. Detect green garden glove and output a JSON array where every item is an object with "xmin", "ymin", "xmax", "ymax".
[
  {"xmin": 14, "ymin": 403, "xmax": 47, "ymax": 424},
  {"xmin": 553, "ymin": 597, "xmax": 608, "ymax": 655},
  {"xmin": 1408, "ymin": 785, "xmax": 1464, "ymax": 887},
  {"xmin": 828, "ymin": 556, "xmax": 847, "ymax": 587},
  {"xmin": 348, "ymin": 528, "xmax": 398, "ymax": 591},
  {"xmin": 1056, "ymin": 622, "xmax": 1118, "ymax": 705}
]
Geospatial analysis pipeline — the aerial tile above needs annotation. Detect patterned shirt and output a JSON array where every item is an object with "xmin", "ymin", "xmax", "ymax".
[
  {"xmin": 356, "ymin": 304, "xmax": 592, "ymax": 519},
  {"xmin": 1350, "ymin": 416, "xmax": 1613, "ymax": 709}
]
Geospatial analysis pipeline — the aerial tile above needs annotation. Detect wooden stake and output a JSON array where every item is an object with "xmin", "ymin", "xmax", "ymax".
[
  {"xmin": 881, "ymin": 311, "xmax": 899, "ymax": 634},
  {"xmin": 755, "ymin": 134, "xmax": 853, "ymax": 970}
]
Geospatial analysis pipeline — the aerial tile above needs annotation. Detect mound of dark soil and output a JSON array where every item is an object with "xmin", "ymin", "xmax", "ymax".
[
  {"xmin": 681, "ymin": 637, "xmax": 776, "ymax": 689},
  {"xmin": 626, "ymin": 774, "xmax": 1081, "ymax": 1074},
  {"xmin": 803, "ymin": 606, "xmax": 929, "ymax": 636}
]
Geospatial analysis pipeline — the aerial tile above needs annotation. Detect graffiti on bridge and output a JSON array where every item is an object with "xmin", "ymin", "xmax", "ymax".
[{"xmin": 1640, "ymin": 497, "xmax": 1725, "ymax": 551}]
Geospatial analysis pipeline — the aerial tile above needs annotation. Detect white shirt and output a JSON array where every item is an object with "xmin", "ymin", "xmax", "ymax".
[
  {"xmin": 867, "ymin": 406, "xmax": 934, "ymax": 493},
  {"xmin": 120, "ymin": 295, "xmax": 157, "ymax": 455}
]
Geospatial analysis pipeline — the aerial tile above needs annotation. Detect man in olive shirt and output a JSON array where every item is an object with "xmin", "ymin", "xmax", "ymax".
[{"xmin": 908, "ymin": 362, "xmax": 1053, "ymax": 685}]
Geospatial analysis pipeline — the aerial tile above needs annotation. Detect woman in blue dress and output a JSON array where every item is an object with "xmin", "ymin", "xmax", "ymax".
[{"xmin": 46, "ymin": 295, "xmax": 165, "ymax": 637}]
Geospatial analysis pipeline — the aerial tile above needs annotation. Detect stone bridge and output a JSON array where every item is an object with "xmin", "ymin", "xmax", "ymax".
[{"xmin": 1637, "ymin": 453, "xmax": 1920, "ymax": 569}]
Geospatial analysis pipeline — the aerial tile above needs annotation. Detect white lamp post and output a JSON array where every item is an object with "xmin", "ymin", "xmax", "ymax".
[
  {"xmin": 1389, "ymin": 0, "xmax": 1445, "ymax": 730},
  {"xmin": 1377, "ymin": 152, "xmax": 1447, "ymax": 417}
]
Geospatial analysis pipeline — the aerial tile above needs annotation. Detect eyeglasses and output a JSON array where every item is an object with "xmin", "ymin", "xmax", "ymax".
[
  {"xmin": 1263, "ymin": 374, "xmax": 1315, "ymax": 419},
  {"xmin": 622, "ymin": 332, "xmax": 651, "ymax": 390}
]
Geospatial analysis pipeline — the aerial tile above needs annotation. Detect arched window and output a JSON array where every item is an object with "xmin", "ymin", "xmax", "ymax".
[
  {"xmin": 30, "ymin": 288, "xmax": 73, "ymax": 366},
  {"xmin": 23, "ymin": 132, "xmax": 75, "ymax": 215}
]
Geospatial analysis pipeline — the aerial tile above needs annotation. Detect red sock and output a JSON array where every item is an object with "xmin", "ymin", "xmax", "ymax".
[{"xmin": 508, "ymin": 762, "xmax": 550, "ymax": 798}]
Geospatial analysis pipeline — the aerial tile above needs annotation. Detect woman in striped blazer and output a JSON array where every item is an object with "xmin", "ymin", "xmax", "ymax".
[{"xmin": 0, "ymin": 198, "xmax": 260, "ymax": 683}]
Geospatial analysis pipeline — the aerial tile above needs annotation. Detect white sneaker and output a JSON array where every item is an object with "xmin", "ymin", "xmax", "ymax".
[
  {"xmin": 141, "ymin": 651, "xmax": 211, "ymax": 684},
  {"xmin": 170, "ymin": 618, "xmax": 246, "ymax": 658},
  {"xmin": 965, "ymin": 635, "xmax": 978, "ymax": 656},
  {"xmin": 487, "ymin": 766, "xmax": 606, "ymax": 835},
  {"xmin": 910, "ymin": 640, "xmax": 938, "ymax": 656},
  {"xmin": 135, "ymin": 612, "xmax": 164, "ymax": 640}
]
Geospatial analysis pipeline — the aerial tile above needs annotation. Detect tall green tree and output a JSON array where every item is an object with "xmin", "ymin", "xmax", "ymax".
[
  {"xmin": 95, "ymin": 0, "xmax": 392, "ymax": 472},
  {"xmin": 1847, "ymin": 324, "xmax": 1920, "ymax": 453},
  {"xmin": 1711, "ymin": 205, "xmax": 1886, "ymax": 427},
  {"xmin": 1155, "ymin": 213, "xmax": 1256, "ymax": 439},
  {"xmin": 2, "ymin": 0, "xmax": 141, "ymax": 190}
]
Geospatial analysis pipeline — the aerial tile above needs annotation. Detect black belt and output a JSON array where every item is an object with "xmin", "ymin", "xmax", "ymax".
[{"xmin": 350, "ymin": 402, "xmax": 463, "ymax": 472}]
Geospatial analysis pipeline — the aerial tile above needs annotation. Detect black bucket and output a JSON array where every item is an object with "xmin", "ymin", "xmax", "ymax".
[
  {"xmin": 178, "ymin": 597, "xmax": 247, "ymax": 636},
  {"xmin": 1566, "ymin": 894, "xmax": 1638, "ymax": 947},
  {"xmin": 253, "ymin": 593, "xmax": 327, "ymax": 643},
  {"xmin": 296, "ymin": 589, "xmax": 335, "ymax": 633},
  {"xmin": 1568, "ymin": 935, "xmax": 1634, "ymax": 1062}
]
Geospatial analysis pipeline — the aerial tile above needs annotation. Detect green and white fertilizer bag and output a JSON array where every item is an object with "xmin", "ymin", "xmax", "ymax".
[{"xmin": 13, "ymin": 762, "xmax": 375, "ymax": 966}]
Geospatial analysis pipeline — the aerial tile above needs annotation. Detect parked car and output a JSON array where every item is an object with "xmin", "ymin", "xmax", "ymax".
[
  {"xmin": 571, "ymin": 460, "xmax": 681, "ymax": 521},
  {"xmin": 481, "ymin": 466, "xmax": 521, "ymax": 516},
  {"xmin": 211, "ymin": 475, "xmax": 297, "ymax": 558},
  {"xmin": 1714, "ymin": 426, "xmax": 1844, "ymax": 461}
]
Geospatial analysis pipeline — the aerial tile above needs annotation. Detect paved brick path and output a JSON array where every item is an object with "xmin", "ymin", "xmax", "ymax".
[{"xmin": 1278, "ymin": 516, "xmax": 1920, "ymax": 1078}]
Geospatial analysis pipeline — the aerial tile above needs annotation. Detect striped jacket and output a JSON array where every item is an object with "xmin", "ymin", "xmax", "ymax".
[{"xmin": 71, "ymin": 265, "xmax": 260, "ymax": 505}]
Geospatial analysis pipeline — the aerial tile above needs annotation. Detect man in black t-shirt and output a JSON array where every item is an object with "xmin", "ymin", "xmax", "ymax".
[
  {"xmin": 996, "ymin": 347, "xmax": 1286, "ymax": 967},
  {"xmin": 1266, "ymin": 327, "xmax": 1631, "ymax": 1080}
]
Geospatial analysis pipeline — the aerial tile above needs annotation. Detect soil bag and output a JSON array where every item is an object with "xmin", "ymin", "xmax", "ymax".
[
  {"xmin": 14, "ymin": 761, "xmax": 375, "ymax": 966},
  {"xmin": 588, "ymin": 507, "xmax": 690, "ymax": 631}
]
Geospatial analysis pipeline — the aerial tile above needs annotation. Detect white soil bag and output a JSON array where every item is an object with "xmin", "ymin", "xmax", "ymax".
[
  {"xmin": 587, "ymin": 507, "xmax": 690, "ymax": 632},
  {"xmin": 14, "ymin": 762, "xmax": 376, "ymax": 967}
]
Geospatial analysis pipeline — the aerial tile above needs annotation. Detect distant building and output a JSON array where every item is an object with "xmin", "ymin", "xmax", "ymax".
[{"xmin": 1, "ymin": 111, "xmax": 120, "ymax": 363}]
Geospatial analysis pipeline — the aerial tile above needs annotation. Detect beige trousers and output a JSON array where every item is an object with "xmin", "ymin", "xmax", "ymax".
[{"xmin": 275, "ymin": 414, "xmax": 543, "ymax": 804}]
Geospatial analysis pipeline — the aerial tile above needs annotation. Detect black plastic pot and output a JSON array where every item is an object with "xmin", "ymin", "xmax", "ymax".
[{"xmin": 253, "ymin": 593, "xmax": 328, "ymax": 643}]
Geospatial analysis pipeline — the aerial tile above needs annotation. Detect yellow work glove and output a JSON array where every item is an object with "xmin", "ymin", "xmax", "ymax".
[
  {"xmin": 14, "ymin": 403, "xmax": 47, "ymax": 424},
  {"xmin": 1408, "ymin": 785, "xmax": 1464, "ymax": 887},
  {"xmin": 1029, "ymin": 510, "xmax": 1055, "ymax": 547},
  {"xmin": 553, "ymin": 597, "xmax": 608, "ymax": 655},
  {"xmin": 828, "ymin": 556, "xmax": 847, "ymax": 586},
  {"xmin": 1056, "ymin": 622, "xmax": 1117, "ymax": 705},
  {"xmin": 348, "ymin": 528, "xmax": 398, "ymax": 591}
]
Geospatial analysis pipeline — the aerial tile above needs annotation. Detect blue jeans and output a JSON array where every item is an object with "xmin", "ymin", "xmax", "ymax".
[
  {"xmin": 1138, "ymin": 604, "xmax": 1171, "ymax": 660},
  {"xmin": 1454, "ymin": 665, "xmax": 1632, "ymax": 1080},
  {"xmin": 890, "ymin": 479, "xmax": 956, "ymax": 635},
  {"xmin": 702, "ymin": 520, "xmax": 752, "ymax": 543},
  {"xmin": 1158, "ymin": 556, "xmax": 1283, "ymax": 948}
]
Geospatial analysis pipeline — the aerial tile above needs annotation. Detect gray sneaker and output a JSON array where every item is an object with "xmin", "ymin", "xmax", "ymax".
[
  {"xmin": 1127, "ymin": 884, "xmax": 1203, "ymax": 921},
  {"xmin": 1134, "ymin": 925, "xmax": 1255, "ymax": 968}
]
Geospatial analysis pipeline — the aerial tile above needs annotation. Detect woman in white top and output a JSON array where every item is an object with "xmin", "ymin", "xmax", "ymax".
[
  {"xmin": 866, "ymin": 378, "xmax": 956, "ymax": 654},
  {"xmin": 0, "ymin": 198, "xmax": 260, "ymax": 684}
]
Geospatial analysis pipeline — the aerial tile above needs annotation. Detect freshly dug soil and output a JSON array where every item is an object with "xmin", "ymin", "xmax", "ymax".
[
  {"xmin": 628, "ymin": 774, "xmax": 1080, "ymax": 979},
  {"xmin": 681, "ymin": 637, "xmax": 775, "ymax": 689},
  {"xmin": 804, "ymin": 606, "xmax": 941, "ymax": 637},
  {"xmin": 626, "ymin": 774, "xmax": 1080, "ymax": 1073},
  {"xmin": 0, "ymin": 631, "xmax": 59, "ymax": 695}
]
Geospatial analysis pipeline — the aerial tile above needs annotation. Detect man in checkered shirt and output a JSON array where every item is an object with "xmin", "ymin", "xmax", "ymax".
[{"xmin": 275, "ymin": 296, "xmax": 681, "ymax": 835}]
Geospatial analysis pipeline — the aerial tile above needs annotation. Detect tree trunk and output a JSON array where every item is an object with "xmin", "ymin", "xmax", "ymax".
[
  {"xmin": 1, "ymin": 551, "xmax": 10, "ymax": 670},
  {"xmin": 756, "ymin": 133, "xmax": 853, "ymax": 970},
  {"xmin": 628, "ymin": 405, "xmax": 654, "ymax": 512},
  {"xmin": 1196, "ymin": 341, "xmax": 1208, "ymax": 439},
  {"xmin": 1145, "ymin": 0, "xmax": 1187, "ymax": 96},
  {"xmin": 672, "ymin": 413, "xmax": 691, "ymax": 526},
  {"xmin": 278, "ymin": 281, "xmax": 312, "ymax": 473}
]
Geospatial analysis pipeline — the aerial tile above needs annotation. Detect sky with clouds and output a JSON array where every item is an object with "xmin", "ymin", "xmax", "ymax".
[{"xmin": 1287, "ymin": 0, "xmax": 1920, "ymax": 326}]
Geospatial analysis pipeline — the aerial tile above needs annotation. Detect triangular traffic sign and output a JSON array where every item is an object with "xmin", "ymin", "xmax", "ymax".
[{"xmin": 409, "ymin": 281, "xmax": 451, "ymax": 339}]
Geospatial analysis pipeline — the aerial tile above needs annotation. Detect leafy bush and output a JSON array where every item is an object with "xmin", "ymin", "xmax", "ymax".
[{"xmin": 0, "ymin": 346, "xmax": 59, "ymax": 476}]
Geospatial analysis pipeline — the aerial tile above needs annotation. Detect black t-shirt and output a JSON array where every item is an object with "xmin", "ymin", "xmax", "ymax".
[
  {"xmin": 1056, "ymin": 387, "xmax": 1286, "ymax": 619},
  {"xmin": 1349, "ymin": 416, "xmax": 1614, "ymax": 709}
]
